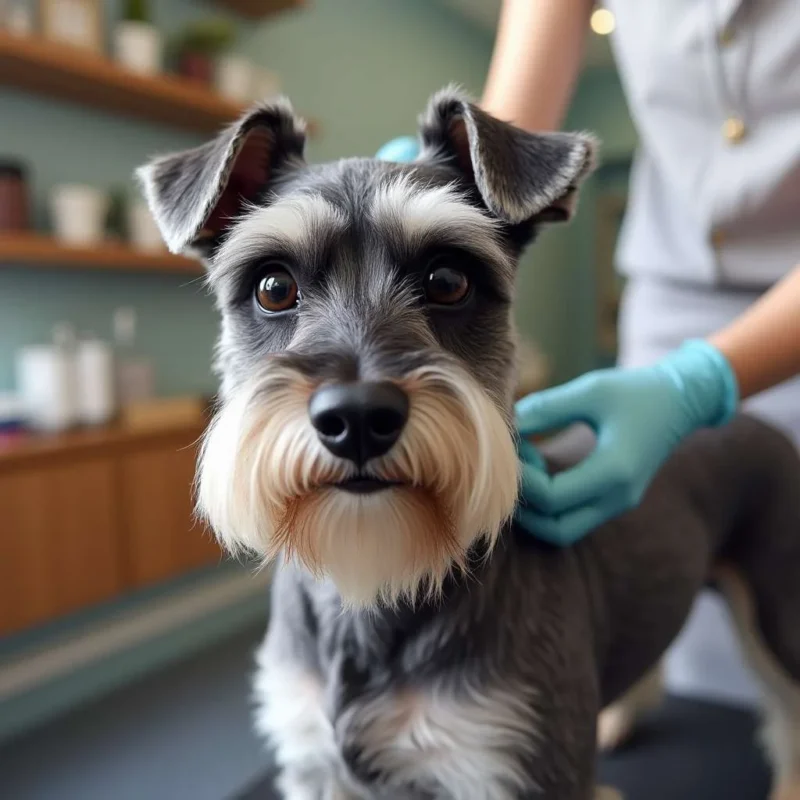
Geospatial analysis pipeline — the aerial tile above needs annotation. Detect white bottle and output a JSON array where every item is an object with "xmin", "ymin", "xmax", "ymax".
[
  {"xmin": 50, "ymin": 185, "xmax": 109, "ymax": 246},
  {"xmin": 4, "ymin": 1, "xmax": 34, "ymax": 36},
  {"xmin": 76, "ymin": 334, "xmax": 116, "ymax": 425},
  {"xmin": 113, "ymin": 307, "xmax": 155, "ymax": 406},
  {"xmin": 16, "ymin": 323, "xmax": 78, "ymax": 433}
]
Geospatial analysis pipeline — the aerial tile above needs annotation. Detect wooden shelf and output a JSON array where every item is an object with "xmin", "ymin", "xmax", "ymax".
[
  {"xmin": 0, "ymin": 417, "xmax": 207, "ymax": 470},
  {"xmin": 0, "ymin": 31, "xmax": 246, "ymax": 133},
  {"xmin": 0, "ymin": 32, "xmax": 318, "ymax": 135},
  {"xmin": 0, "ymin": 234, "xmax": 203, "ymax": 274},
  {"xmin": 215, "ymin": 0, "xmax": 305, "ymax": 18}
]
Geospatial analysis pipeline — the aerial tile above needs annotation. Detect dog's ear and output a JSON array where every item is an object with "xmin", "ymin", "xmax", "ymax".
[
  {"xmin": 136, "ymin": 98, "xmax": 306, "ymax": 255},
  {"xmin": 418, "ymin": 87, "xmax": 596, "ymax": 226}
]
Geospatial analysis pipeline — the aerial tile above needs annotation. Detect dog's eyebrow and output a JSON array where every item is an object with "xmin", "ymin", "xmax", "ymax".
[
  {"xmin": 209, "ymin": 193, "xmax": 347, "ymax": 294},
  {"xmin": 369, "ymin": 175, "xmax": 513, "ymax": 280}
]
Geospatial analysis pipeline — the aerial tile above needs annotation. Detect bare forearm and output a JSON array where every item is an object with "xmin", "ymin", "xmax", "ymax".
[
  {"xmin": 709, "ymin": 266, "xmax": 800, "ymax": 400},
  {"xmin": 481, "ymin": 0, "xmax": 593, "ymax": 131}
]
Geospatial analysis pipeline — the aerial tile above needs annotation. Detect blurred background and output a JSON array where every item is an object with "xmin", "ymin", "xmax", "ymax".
[{"xmin": 0, "ymin": 1, "xmax": 634, "ymax": 798}]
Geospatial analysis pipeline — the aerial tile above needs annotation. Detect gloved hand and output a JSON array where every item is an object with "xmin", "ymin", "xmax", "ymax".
[
  {"xmin": 515, "ymin": 339, "xmax": 739, "ymax": 546},
  {"xmin": 375, "ymin": 136, "xmax": 420, "ymax": 162}
]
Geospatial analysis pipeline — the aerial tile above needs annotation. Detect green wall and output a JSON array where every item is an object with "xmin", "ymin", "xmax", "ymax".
[
  {"xmin": 0, "ymin": 0, "xmax": 636, "ymax": 393},
  {"xmin": 0, "ymin": 0, "xmax": 493, "ymax": 395}
]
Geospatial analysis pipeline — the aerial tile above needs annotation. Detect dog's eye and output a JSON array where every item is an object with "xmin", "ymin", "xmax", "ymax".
[
  {"xmin": 255, "ymin": 269, "xmax": 299, "ymax": 313},
  {"xmin": 424, "ymin": 262, "xmax": 470, "ymax": 306}
]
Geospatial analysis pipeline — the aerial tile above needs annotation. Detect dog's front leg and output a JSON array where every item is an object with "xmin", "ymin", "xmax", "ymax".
[
  {"xmin": 320, "ymin": 780, "xmax": 363, "ymax": 800},
  {"xmin": 276, "ymin": 764, "xmax": 363, "ymax": 800},
  {"xmin": 254, "ymin": 657, "xmax": 341, "ymax": 800},
  {"xmin": 594, "ymin": 787, "xmax": 624, "ymax": 800},
  {"xmin": 275, "ymin": 769, "xmax": 327, "ymax": 800}
]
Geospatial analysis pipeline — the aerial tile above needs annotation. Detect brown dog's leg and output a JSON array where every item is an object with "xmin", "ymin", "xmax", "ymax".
[
  {"xmin": 597, "ymin": 664, "xmax": 664, "ymax": 752},
  {"xmin": 595, "ymin": 786, "xmax": 625, "ymax": 800},
  {"xmin": 714, "ymin": 566, "xmax": 800, "ymax": 800}
]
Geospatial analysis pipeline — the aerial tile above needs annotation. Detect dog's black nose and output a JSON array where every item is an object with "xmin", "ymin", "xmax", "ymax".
[{"xmin": 308, "ymin": 382, "xmax": 409, "ymax": 465}]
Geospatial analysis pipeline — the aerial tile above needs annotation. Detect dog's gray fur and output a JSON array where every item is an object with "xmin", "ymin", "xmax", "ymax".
[{"xmin": 138, "ymin": 88, "xmax": 800, "ymax": 799}]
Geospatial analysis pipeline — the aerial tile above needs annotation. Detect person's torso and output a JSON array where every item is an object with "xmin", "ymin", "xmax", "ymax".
[{"xmin": 605, "ymin": 0, "xmax": 800, "ymax": 287}]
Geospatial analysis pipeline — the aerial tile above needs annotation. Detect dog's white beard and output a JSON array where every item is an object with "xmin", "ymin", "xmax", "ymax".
[{"xmin": 197, "ymin": 363, "xmax": 519, "ymax": 606}]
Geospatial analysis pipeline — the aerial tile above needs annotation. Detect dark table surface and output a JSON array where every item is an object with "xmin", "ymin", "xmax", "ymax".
[{"xmin": 597, "ymin": 695, "xmax": 770, "ymax": 800}]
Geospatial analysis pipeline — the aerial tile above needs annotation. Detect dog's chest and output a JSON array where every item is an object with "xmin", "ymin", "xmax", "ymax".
[{"xmin": 255, "ymin": 653, "xmax": 540, "ymax": 800}]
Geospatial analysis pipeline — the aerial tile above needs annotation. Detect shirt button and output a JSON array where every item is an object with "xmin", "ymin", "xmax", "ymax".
[
  {"xmin": 722, "ymin": 117, "xmax": 747, "ymax": 144},
  {"xmin": 719, "ymin": 25, "xmax": 735, "ymax": 46}
]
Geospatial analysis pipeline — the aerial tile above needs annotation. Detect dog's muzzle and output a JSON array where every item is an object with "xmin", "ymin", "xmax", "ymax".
[
  {"xmin": 308, "ymin": 381, "xmax": 410, "ymax": 468},
  {"xmin": 197, "ymin": 361, "xmax": 519, "ymax": 606}
]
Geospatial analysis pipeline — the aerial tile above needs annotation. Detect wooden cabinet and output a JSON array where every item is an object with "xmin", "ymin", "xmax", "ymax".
[
  {"xmin": 0, "ymin": 458, "xmax": 122, "ymax": 634},
  {"xmin": 121, "ymin": 438, "xmax": 221, "ymax": 587},
  {"xmin": 0, "ymin": 422, "xmax": 221, "ymax": 636}
]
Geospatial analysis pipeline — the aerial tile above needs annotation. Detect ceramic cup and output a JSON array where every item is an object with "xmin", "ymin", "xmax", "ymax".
[
  {"xmin": 113, "ymin": 21, "xmax": 163, "ymax": 76},
  {"xmin": 50, "ymin": 184, "xmax": 108, "ymax": 246}
]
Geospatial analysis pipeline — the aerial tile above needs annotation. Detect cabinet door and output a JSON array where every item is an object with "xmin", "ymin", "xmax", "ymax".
[
  {"xmin": 120, "ymin": 439, "xmax": 221, "ymax": 588},
  {"xmin": 0, "ymin": 458, "xmax": 122, "ymax": 635}
]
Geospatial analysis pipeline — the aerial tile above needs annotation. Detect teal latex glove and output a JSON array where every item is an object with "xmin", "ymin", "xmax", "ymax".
[
  {"xmin": 515, "ymin": 339, "xmax": 739, "ymax": 546},
  {"xmin": 375, "ymin": 136, "xmax": 420, "ymax": 162}
]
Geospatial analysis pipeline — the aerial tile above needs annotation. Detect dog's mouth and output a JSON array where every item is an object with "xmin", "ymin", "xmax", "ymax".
[{"xmin": 329, "ymin": 476, "xmax": 405, "ymax": 495}]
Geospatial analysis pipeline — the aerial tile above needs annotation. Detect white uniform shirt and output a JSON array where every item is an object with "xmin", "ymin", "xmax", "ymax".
[{"xmin": 606, "ymin": 0, "xmax": 800, "ymax": 287}]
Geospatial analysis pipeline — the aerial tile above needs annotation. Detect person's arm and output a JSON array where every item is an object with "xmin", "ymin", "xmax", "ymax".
[
  {"xmin": 710, "ymin": 265, "xmax": 800, "ymax": 399},
  {"xmin": 482, "ymin": 0, "xmax": 594, "ymax": 131},
  {"xmin": 516, "ymin": 265, "xmax": 800, "ymax": 546}
]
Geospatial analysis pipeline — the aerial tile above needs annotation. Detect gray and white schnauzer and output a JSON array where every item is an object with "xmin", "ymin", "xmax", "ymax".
[{"xmin": 138, "ymin": 88, "xmax": 800, "ymax": 800}]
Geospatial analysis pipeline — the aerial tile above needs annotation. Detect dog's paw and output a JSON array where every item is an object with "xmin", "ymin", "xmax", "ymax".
[
  {"xmin": 771, "ymin": 782, "xmax": 800, "ymax": 800},
  {"xmin": 595, "ymin": 786, "xmax": 624, "ymax": 800},
  {"xmin": 597, "ymin": 705, "xmax": 637, "ymax": 752},
  {"xmin": 598, "ymin": 667, "xmax": 663, "ymax": 752}
]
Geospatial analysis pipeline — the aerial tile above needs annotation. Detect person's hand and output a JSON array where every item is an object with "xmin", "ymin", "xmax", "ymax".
[
  {"xmin": 515, "ymin": 339, "xmax": 739, "ymax": 545},
  {"xmin": 375, "ymin": 136, "xmax": 420, "ymax": 162}
]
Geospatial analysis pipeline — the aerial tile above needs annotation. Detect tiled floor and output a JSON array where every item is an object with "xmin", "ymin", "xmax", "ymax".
[{"xmin": 0, "ymin": 624, "xmax": 270, "ymax": 800}]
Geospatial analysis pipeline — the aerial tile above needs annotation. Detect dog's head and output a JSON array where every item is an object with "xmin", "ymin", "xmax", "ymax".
[{"xmin": 137, "ymin": 87, "xmax": 595, "ymax": 607}]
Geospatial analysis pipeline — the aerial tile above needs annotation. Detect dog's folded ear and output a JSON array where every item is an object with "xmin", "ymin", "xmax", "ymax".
[
  {"xmin": 418, "ymin": 86, "xmax": 597, "ymax": 226},
  {"xmin": 136, "ymin": 98, "xmax": 306, "ymax": 255}
]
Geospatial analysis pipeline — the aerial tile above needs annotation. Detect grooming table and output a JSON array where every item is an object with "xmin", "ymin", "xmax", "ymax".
[
  {"xmin": 236, "ymin": 695, "xmax": 771, "ymax": 799},
  {"xmin": 597, "ymin": 695, "xmax": 770, "ymax": 799}
]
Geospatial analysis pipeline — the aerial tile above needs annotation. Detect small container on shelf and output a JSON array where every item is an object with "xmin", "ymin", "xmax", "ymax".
[
  {"xmin": 215, "ymin": 54, "xmax": 254, "ymax": 102},
  {"xmin": 127, "ymin": 200, "xmax": 165, "ymax": 252},
  {"xmin": 15, "ymin": 323, "xmax": 79, "ymax": 433},
  {"xmin": 113, "ymin": 307, "xmax": 155, "ymax": 406},
  {"xmin": 0, "ymin": 158, "xmax": 31, "ymax": 233},
  {"xmin": 2, "ymin": 0, "xmax": 34, "ymax": 36},
  {"xmin": 113, "ymin": 0, "xmax": 163, "ymax": 76},
  {"xmin": 174, "ymin": 18, "xmax": 235, "ymax": 87},
  {"xmin": 114, "ymin": 21, "xmax": 163, "ymax": 75},
  {"xmin": 75, "ymin": 334, "xmax": 116, "ymax": 426},
  {"xmin": 50, "ymin": 184, "xmax": 108, "ymax": 246},
  {"xmin": 40, "ymin": 0, "xmax": 104, "ymax": 54}
]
